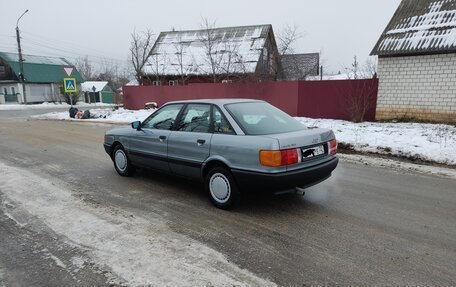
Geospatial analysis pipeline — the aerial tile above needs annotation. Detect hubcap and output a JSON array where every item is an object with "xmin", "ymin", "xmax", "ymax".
[
  {"xmin": 209, "ymin": 173, "xmax": 231, "ymax": 204},
  {"xmin": 115, "ymin": 150, "xmax": 127, "ymax": 172}
]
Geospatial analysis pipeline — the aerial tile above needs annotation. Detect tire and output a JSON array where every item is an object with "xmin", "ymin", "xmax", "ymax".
[
  {"xmin": 113, "ymin": 145, "xmax": 135, "ymax": 176},
  {"xmin": 205, "ymin": 167, "xmax": 240, "ymax": 209}
]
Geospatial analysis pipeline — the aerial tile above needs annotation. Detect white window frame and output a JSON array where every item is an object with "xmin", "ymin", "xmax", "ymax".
[
  {"xmin": 221, "ymin": 79, "xmax": 233, "ymax": 84},
  {"xmin": 169, "ymin": 80, "xmax": 178, "ymax": 86},
  {"xmin": 152, "ymin": 80, "xmax": 161, "ymax": 86}
]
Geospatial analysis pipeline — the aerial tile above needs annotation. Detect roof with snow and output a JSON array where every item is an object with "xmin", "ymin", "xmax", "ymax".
[
  {"xmin": 371, "ymin": 0, "xmax": 456, "ymax": 56},
  {"xmin": 81, "ymin": 81, "xmax": 111, "ymax": 92},
  {"xmin": 143, "ymin": 24, "xmax": 273, "ymax": 76},
  {"xmin": 0, "ymin": 51, "xmax": 84, "ymax": 83},
  {"xmin": 280, "ymin": 53, "xmax": 319, "ymax": 80}
]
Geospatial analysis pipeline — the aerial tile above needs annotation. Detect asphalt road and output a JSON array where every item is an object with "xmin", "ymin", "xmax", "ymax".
[{"xmin": 0, "ymin": 114, "xmax": 455, "ymax": 286}]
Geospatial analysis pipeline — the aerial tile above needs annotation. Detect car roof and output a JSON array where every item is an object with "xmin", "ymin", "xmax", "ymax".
[{"xmin": 165, "ymin": 98, "xmax": 264, "ymax": 105}]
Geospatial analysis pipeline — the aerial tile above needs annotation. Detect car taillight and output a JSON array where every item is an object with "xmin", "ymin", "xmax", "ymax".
[
  {"xmin": 329, "ymin": 139, "xmax": 337, "ymax": 155},
  {"xmin": 260, "ymin": 148, "xmax": 300, "ymax": 167}
]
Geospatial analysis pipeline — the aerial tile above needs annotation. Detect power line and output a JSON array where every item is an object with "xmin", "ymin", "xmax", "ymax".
[
  {"xmin": 23, "ymin": 39, "xmax": 127, "ymax": 64},
  {"xmin": 21, "ymin": 30, "xmax": 127, "ymax": 62}
]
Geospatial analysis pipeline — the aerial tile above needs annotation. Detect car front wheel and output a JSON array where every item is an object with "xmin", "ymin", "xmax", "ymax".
[
  {"xmin": 205, "ymin": 167, "xmax": 240, "ymax": 209},
  {"xmin": 113, "ymin": 145, "xmax": 135, "ymax": 176}
]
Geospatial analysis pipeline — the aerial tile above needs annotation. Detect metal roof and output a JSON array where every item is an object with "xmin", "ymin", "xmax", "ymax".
[
  {"xmin": 81, "ymin": 81, "xmax": 110, "ymax": 92},
  {"xmin": 280, "ymin": 53, "xmax": 319, "ymax": 80},
  {"xmin": 0, "ymin": 52, "xmax": 84, "ymax": 83},
  {"xmin": 143, "ymin": 24, "xmax": 273, "ymax": 76},
  {"xmin": 371, "ymin": 0, "xmax": 456, "ymax": 56}
]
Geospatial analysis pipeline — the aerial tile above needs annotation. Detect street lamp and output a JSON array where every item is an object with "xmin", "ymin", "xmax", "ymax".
[{"xmin": 16, "ymin": 9, "xmax": 29, "ymax": 104}]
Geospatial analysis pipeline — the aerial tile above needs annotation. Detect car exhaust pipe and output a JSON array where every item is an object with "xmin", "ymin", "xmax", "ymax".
[{"xmin": 295, "ymin": 187, "xmax": 306, "ymax": 196}]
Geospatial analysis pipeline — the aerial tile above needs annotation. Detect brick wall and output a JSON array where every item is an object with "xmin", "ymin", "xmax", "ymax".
[{"xmin": 376, "ymin": 53, "xmax": 456, "ymax": 122}]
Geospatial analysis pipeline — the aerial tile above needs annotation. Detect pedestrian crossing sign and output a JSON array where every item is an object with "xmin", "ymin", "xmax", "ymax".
[{"xmin": 64, "ymin": 78, "xmax": 77, "ymax": 93}]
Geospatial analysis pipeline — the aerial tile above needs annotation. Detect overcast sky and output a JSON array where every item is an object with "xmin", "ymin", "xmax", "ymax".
[{"xmin": 0, "ymin": 0, "xmax": 401, "ymax": 75}]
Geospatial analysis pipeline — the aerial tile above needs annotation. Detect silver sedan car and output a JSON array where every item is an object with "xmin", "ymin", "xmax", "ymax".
[{"xmin": 104, "ymin": 99, "xmax": 338, "ymax": 209}]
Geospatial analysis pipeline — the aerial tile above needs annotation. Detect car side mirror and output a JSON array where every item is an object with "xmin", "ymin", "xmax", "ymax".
[{"xmin": 131, "ymin": 121, "xmax": 142, "ymax": 131}]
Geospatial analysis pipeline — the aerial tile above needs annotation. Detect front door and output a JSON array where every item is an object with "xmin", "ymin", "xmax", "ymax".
[
  {"xmin": 128, "ymin": 104, "xmax": 183, "ymax": 172},
  {"xmin": 168, "ymin": 104, "xmax": 213, "ymax": 180}
]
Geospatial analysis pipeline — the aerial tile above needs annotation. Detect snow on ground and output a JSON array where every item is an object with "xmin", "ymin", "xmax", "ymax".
[
  {"xmin": 339, "ymin": 154, "xmax": 456, "ymax": 179},
  {"xmin": 0, "ymin": 161, "xmax": 275, "ymax": 287},
  {"xmin": 32, "ymin": 108, "xmax": 154, "ymax": 123},
  {"xmin": 0, "ymin": 102, "xmax": 114, "ymax": 111},
  {"xmin": 32, "ymin": 108, "xmax": 456, "ymax": 165},
  {"xmin": 297, "ymin": 117, "xmax": 456, "ymax": 165}
]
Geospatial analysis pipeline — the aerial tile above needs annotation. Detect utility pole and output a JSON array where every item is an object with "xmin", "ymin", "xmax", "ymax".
[{"xmin": 16, "ymin": 9, "xmax": 29, "ymax": 104}]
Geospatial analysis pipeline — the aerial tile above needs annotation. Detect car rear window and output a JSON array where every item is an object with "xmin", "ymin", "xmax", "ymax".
[{"xmin": 225, "ymin": 102, "xmax": 306, "ymax": 135}]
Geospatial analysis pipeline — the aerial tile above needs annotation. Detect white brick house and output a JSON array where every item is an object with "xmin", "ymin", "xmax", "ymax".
[{"xmin": 371, "ymin": 0, "xmax": 456, "ymax": 122}]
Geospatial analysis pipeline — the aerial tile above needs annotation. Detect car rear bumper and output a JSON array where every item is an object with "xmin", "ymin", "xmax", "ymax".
[{"xmin": 231, "ymin": 157, "xmax": 339, "ymax": 193}]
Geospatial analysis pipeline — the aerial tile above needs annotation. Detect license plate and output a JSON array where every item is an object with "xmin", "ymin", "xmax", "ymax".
[{"xmin": 302, "ymin": 145, "xmax": 325, "ymax": 160}]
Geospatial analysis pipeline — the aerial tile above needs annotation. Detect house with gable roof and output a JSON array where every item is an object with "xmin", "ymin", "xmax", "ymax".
[
  {"xmin": 81, "ymin": 81, "xmax": 115, "ymax": 104},
  {"xmin": 142, "ymin": 24, "xmax": 281, "ymax": 85},
  {"xmin": 0, "ymin": 52, "xmax": 84, "ymax": 104},
  {"xmin": 371, "ymin": 0, "xmax": 456, "ymax": 122}
]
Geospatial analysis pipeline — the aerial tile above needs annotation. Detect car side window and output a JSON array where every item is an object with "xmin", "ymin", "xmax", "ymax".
[
  {"xmin": 176, "ymin": 104, "xmax": 211, "ymax": 133},
  {"xmin": 141, "ymin": 104, "xmax": 183, "ymax": 130},
  {"xmin": 213, "ymin": 107, "xmax": 235, "ymax": 134}
]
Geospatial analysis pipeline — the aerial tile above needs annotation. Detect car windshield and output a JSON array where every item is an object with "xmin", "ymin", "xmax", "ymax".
[{"xmin": 225, "ymin": 102, "xmax": 306, "ymax": 135}]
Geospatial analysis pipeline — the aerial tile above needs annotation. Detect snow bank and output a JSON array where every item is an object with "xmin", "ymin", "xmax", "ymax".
[
  {"xmin": 0, "ymin": 161, "xmax": 275, "ymax": 286},
  {"xmin": 0, "ymin": 102, "xmax": 114, "ymax": 111},
  {"xmin": 297, "ymin": 117, "xmax": 456, "ymax": 165},
  {"xmin": 32, "ymin": 108, "xmax": 154, "ymax": 123}
]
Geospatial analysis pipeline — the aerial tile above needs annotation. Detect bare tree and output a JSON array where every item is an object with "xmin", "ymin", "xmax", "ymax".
[
  {"xmin": 342, "ymin": 79, "xmax": 378, "ymax": 122},
  {"xmin": 198, "ymin": 18, "xmax": 224, "ymax": 83},
  {"xmin": 362, "ymin": 56, "xmax": 378, "ymax": 78},
  {"xmin": 147, "ymin": 52, "xmax": 169, "ymax": 83},
  {"xmin": 95, "ymin": 59, "xmax": 130, "ymax": 91},
  {"xmin": 275, "ymin": 24, "xmax": 304, "ymax": 79},
  {"xmin": 340, "ymin": 56, "xmax": 379, "ymax": 122},
  {"xmin": 344, "ymin": 56, "xmax": 378, "ymax": 79},
  {"xmin": 219, "ymin": 41, "xmax": 243, "ymax": 81},
  {"xmin": 74, "ymin": 56, "xmax": 94, "ymax": 81},
  {"xmin": 130, "ymin": 29, "xmax": 155, "ymax": 85},
  {"xmin": 277, "ymin": 24, "xmax": 303, "ymax": 56},
  {"xmin": 172, "ymin": 35, "xmax": 195, "ymax": 85}
]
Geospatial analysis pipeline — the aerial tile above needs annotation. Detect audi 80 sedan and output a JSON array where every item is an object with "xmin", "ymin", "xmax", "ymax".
[{"xmin": 104, "ymin": 99, "xmax": 338, "ymax": 209}]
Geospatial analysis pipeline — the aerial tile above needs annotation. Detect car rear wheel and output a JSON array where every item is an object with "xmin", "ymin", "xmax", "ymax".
[
  {"xmin": 205, "ymin": 167, "xmax": 240, "ymax": 209},
  {"xmin": 113, "ymin": 145, "xmax": 135, "ymax": 176}
]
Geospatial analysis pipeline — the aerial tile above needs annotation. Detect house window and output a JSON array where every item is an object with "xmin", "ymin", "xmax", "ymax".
[
  {"xmin": 221, "ymin": 79, "xmax": 233, "ymax": 84},
  {"xmin": 169, "ymin": 80, "xmax": 178, "ymax": 86},
  {"xmin": 11, "ymin": 87, "xmax": 15, "ymax": 95},
  {"xmin": 3, "ymin": 88, "xmax": 7, "ymax": 95},
  {"xmin": 0, "ymin": 65, "xmax": 5, "ymax": 77},
  {"xmin": 152, "ymin": 80, "xmax": 161, "ymax": 86}
]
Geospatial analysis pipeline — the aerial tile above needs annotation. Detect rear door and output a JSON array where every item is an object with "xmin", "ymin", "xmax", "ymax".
[
  {"xmin": 167, "ymin": 104, "xmax": 213, "ymax": 180},
  {"xmin": 128, "ymin": 104, "xmax": 183, "ymax": 172}
]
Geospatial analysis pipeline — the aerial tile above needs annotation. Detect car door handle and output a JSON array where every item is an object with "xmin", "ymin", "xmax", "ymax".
[
  {"xmin": 197, "ymin": 139, "xmax": 206, "ymax": 146},
  {"xmin": 159, "ymin": 135, "xmax": 167, "ymax": 142}
]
